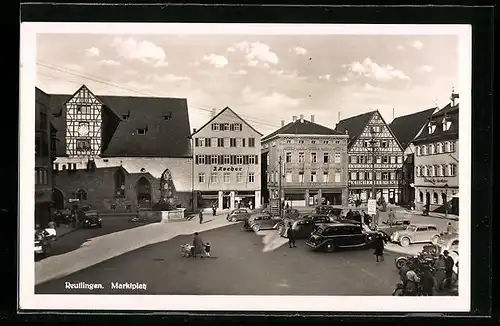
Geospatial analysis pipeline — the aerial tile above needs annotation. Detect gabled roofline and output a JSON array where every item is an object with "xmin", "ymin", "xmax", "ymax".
[
  {"xmin": 342, "ymin": 110, "xmax": 377, "ymax": 149},
  {"xmin": 262, "ymin": 133, "xmax": 349, "ymax": 144},
  {"xmin": 378, "ymin": 111, "xmax": 404, "ymax": 152},
  {"xmin": 189, "ymin": 106, "xmax": 263, "ymax": 137}
]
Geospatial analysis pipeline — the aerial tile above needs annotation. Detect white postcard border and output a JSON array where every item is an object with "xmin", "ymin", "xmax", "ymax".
[{"xmin": 19, "ymin": 22, "xmax": 472, "ymax": 312}]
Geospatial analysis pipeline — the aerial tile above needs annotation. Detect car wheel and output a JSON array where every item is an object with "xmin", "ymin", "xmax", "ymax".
[
  {"xmin": 400, "ymin": 237, "xmax": 411, "ymax": 247},
  {"xmin": 324, "ymin": 242, "xmax": 335, "ymax": 253},
  {"xmin": 395, "ymin": 257, "xmax": 408, "ymax": 269},
  {"xmin": 231, "ymin": 217, "xmax": 236, "ymax": 222},
  {"xmin": 252, "ymin": 224, "xmax": 260, "ymax": 232},
  {"xmin": 431, "ymin": 235, "xmax": 440, "ymax": 245}
]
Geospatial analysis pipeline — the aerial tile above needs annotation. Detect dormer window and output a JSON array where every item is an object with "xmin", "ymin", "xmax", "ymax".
[
  {"xmin": 442, "ymin": 117, "xmax": 452, "ymax": 131},
  {"xmin": 428, "ymin": 122, "xmax": 436, "ymax": 134},
  {"xmin": 137, "ymin": 128, "xmax": 146, "ymax": 135},
  {"xmin": 122, "ymin": 110, "xmax": 130, "ymax": 120}
]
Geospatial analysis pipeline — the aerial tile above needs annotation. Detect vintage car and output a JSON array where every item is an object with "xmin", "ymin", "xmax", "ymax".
[
  {"xmin": 436, "ymin": 232, "xmax": 459, "ymax": 255},
  {"xmin": 306, "ymin": 222, "xmax": 377, "ymax": 252},
  {"xmin": 283, "ymin": 208, "xmax": 300, "ymax": 220},
  {"xmin": 34, "ymin": 227, "xmax": 56, "ymax": 258},
  {"xmin": 315, "ymin": 205, "xmax": 336, "ymax": 215},
  {"xmin": 278, "ymin": 215, "xmax": 333, "ymax": 238},
  {"xmin": 247, "ymin": 213, "xmax": 282, "ymax": 232},
  {"xmin": 333, "ymin": 218, "xmax": 389, "ymax": 242},
  {"xmin": 390, "ymin": 223, "xmax": 441, "ymax": 247},
  {"xmin": 82, "ymin": 210, "xmax": 102, "ymax": 228},
  {"xmin": 226, "ymin": 209, "xmax": 252, "ymax": 222},
  {"xmin": 377, "ymin": 218, "xmax": 412, "ymax": 238}
]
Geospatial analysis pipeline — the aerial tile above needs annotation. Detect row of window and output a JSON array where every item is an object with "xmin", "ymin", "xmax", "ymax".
[
  {"xmin": 35, "ymin": 168, "xmax": 49, "ymax": 185},
  {"xmin": 416, "ymin": 141, "xmax": 455, "ymax": 156},
  {"xmin": 195, "ymin": 155, "xmax": 259, "ymax": 165},
  {"xmin": 268, "ymin": 171, "xmax": 342, "ymax": 183},
  {"xmin": 211, "ymin": 123, "xmax": 243, "ymax": 131},
  {"xmin": 416, "ymin": 164, "xmax": 457, "ymax": 177},
  {"xmin": 349, "ymin": 155, "xmax": 403, "ymax": 164},
  {"xmin": 195, "ymin": 137, "xmax": 256, "ymax": 148},
  {"xmin": 416, "ymin": 190, "xmax": 456, "ymax": 205},
  {"xmin": 198, "ymin": 172, "xmax": 255, "ymax": 184},
  {"xmin": 263, "ymin": 139, "xmax": 342, "ymax": 148},
  {"xmin": 360, "ymin": 139, "xmax": 395, "ymax": 148},
  {"xmin": 75, "ymin": 139, "xmax": 92, "ymax": 151},
  {"xmin": 349, "ymin": 171, "xmax": 396, "ymax": 181},
  {"xmin": 285, "ymin": 152, "xmax": 342, "ymax": 164}
]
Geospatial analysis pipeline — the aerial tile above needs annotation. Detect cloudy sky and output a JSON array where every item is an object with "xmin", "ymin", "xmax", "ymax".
[{"xmin": 36, "ymin": 33, "xmax": 458, "ymax": 136}]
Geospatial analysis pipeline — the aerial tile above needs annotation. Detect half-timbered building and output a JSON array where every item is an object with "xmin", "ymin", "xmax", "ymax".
[
  {"xmin": 335, "ymin": 110, "xmax": 404, "ymax": 204},
  {"xmin": 41, "ymin": 84, "xmax": 193, "ymax": 212},
  {"xmin": 262, "ymin": 115, "xmax": 349, "ymax": 207},
  {"xmin": 389, "ymin": 107, "xmax": 437, "ymax": 206},
  {"xmin": 190, "ymin": 107, "xmax": 263, "ymax": 211},
  {"xmin": 412, "ymin": 92, "xmax": 459, "ymax": 215}
]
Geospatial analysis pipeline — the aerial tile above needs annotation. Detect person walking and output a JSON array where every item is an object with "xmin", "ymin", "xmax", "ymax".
[
  {"xmin": 443, "ymin": 250, "xmax": 455, "ymax": 289},
  {"xmin": 374, "ymin": 234, "xmax": 385, "ymax": 262},
  {"xmin": 388, "ymin": 208, "xmax": 396, "ymax": 225},
  {"xmin": 287, "ymin": 222, "xmax": 296, "ymax": 248},
  {"xmin": 212, "ymin": 204, "xmax": 217, "ymax": 216},
  {"xmin": 446, "ymin": 222, "xmax": 457, "ymax": 234},
  {"xmin": 434, "ymin": 254, "xmax": 446, "ymax": 292},
  {"xmin": 199, "ymin": 209, "xmax": 204, "ymax": 224},
  {"xmin": 192, "ymin": 232, "xmax": 205, "ymax": 259}
]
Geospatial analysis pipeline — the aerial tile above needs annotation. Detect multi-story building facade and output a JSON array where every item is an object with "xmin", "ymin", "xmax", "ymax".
[
  {"xmin": 262, "ymin": 115, "xmax": 349, "ymax": 207},
  {"xmin": 191, "ymin": 107, "xmax": 262, "ymax": 210},
  {"xmin": 389, "ymin": 107, "xmax": 437, "ymax": 206},
  {"xmin": 412, "ymin": 94, "xmax": 459, "ymax": 215},
  {"xmin": 335, "ymin": 110, "xmax": 404, "ymax": 204},
  {"xmin": 43, "ymin": 84, "xmax": 193, "ymax": 212},
  {"xmin": 35, "ymin": 88, "xmax": 56, "ymax": 226}
]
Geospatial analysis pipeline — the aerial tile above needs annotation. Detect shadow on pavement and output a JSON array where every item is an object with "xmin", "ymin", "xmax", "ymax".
[{"xmin": 38, "ymin": 218, "xmax": 161, "ymax": 260}]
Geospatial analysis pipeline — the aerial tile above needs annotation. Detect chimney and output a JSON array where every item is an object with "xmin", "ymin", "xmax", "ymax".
[
  {"xmin": 281, "ymin": 120, "xmax": 285, "ymax": 127},
  {"xmin": 310, "ymin": 114, "xmax": 315, "ymax": 123},
  {"xmin": 193, "ymin": 128, "xmax": 197, "ymax": 133},
  {"xmin": 292, "ymin": 116, "xmax": 297, "ymax": 122},
  {"xmin": 300, "ymin": 114, "xmax": 304, "ymax": 123},
  {"xmin": 392, "ymin": 108, "xmax": 395, "ymax": 121},
  {"xmin": 210, "ymin": 108, "xmax": 217, "ymax": 118},
  {"xmin": 338, "ymin": 111, "xmax": 341, "ymax": 122}
]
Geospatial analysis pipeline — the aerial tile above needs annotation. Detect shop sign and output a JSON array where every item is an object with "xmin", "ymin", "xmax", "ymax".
[
  {"xmin": 367, "ymin": 199, "xmax": 376, "ymax": 215},
  {"xmin": 212, "ymin": 166, "xmax": 243, "ymax": 172},
  {"xmin": 423, "ymin": 178, "xmax": 449, "ymax": 185}
]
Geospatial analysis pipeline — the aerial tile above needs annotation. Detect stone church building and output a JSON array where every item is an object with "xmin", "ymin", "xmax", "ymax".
[{"xmin": 42, "ymin": 84, "xmax": 193, "ymax": 212}]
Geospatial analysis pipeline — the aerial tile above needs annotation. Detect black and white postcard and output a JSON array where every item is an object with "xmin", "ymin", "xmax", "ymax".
[{"xmin": 19, "ymin": 22, "xmax": 471, "ymax": 312}]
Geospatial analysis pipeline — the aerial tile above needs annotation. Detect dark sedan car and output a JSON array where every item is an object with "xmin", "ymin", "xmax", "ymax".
[
  {"xmin": 278, "ymin": 217, "xmax": 327, "ymax": 239},
  {"xmin": 82, "ymin": 210, "xmax": 102, "ymax": 228},
  {"xmin": 306, "ymin": 222, "xmax": 377, "ymax": 252},
  {"xmin": 226, "ymin": 209, "xmax": 251, "ymax": 222}
]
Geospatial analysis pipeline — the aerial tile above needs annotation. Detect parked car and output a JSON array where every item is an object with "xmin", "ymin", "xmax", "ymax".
[
  {"xmin": 436, "ymin": 232, "xmax": 459, "ymax": 255},
  {"xmin": 333, "ymin": 218, "xmax": 389, "ymax": 242},
  {"xmin": 315, "ymin": 205, "xmax": 336, "ymax": 215},
  {"xmin": 283, "ymin": 208, "xmax": 300, "ymax": 220},
  {"xmin": 82, "ymin": 210, "xmax": 102, "ymax": 228},
  {"xmin": 306, "ymin": 222, "xmax": 377, "ymax": 252},
  {"xmin": 390, "ymin": 223, "xmax": 441, "ymax": 247},
  {"xmin": 278, "ymin": 215, "xmax": 332, "ymax": 238},
  {"xmin": 377, "ymin": 218, "xmax": 412, "ymax": 238},
  {"xmin": 34, "ymin": 227, "xmax": 56, "ymax": 258},
  {"xmin": 226, "ymin": 209, "xmax": 251, "ymax": 222},
  {"xmin": 248, "ymin": 213, "xmax": 282, "ymax": 232}
]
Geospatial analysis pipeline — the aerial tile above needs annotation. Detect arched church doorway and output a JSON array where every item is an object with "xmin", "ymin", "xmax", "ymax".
[
  {"xmin": 52, "ymin": 188, "xmax": 64, "ymax": 210},
  {"xmin": 136, "ymin": 177, "xmax": 152, "ymax": 208}
]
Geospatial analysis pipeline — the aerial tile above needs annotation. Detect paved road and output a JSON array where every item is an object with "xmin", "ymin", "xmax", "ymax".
[
  {"xmin": 36, "ymin": 222, "xmax": 402, "ymax": 296},
  {"xmin": 42, "ymin": 216, "xmax": 158, "ymax": 259}
]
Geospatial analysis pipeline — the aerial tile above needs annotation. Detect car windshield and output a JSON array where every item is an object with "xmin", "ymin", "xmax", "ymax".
[{"xmin": 406, "ymin": 225, "xmax": 418, "ymax": 232}]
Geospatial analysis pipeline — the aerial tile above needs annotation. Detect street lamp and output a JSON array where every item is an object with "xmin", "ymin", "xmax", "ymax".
[{"xmin": 444, "ymin": 183, "xmax": 449, "ymax": 219}]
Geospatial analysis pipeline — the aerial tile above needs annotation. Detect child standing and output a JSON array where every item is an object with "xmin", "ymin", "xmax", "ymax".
[{"xmin": 204, "ymin": 242, "xmax": 211, "ymax": 258}]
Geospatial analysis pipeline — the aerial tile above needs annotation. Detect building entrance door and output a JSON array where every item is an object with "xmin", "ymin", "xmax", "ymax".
[
  {"xmin": 52, "ymin": 188, "xmax": 64, "ymax": 210},
  {"xmin": 136, "ymin": 177, "xmax": 152, "ymax": 208}
]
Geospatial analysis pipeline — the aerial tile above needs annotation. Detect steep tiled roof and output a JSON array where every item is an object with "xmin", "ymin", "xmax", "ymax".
[
  {"xmin": 389, "ymin": 107, "xmax": 437, "ymax": 150},
  {"xmin": 191, "ymin": 106, "xmax": 263, "ymax": 137},
  {"xmin": 262, "ymin": 118, "xmax": 344, "ymax": 142},
  {"xmin": 334, "ymin": 111, "xmax": 376, "ymax": 147},
  {"xmin": 412, "ymin": 103, "xmax": 459, "ymax": 144},
  {"xmin": 41, "ymin": 86, "xmax": 192, "ymax": 158}
]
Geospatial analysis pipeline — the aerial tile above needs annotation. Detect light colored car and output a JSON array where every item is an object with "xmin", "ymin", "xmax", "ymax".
[
  {"xmin": 437, "ymin": 233, "xmax": 459, "ymax": 255},
  {"xmin": 390, "ymin": 223, "xmax": 441, "ymax": 247}
]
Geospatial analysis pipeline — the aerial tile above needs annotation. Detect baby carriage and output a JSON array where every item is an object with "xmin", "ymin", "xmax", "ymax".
[{"xmin": 180, "ymin": 244, "xmax": 194, "ymax": 257}]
